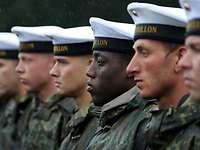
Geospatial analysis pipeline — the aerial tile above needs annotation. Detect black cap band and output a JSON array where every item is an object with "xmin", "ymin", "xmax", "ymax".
[
  {"xmin": 0, "ymin": 49, "xmax": 18, "ymax": 59},
  {"xmin": 186, "ymin": 19, "xmax": 200, "ymax": 37},
  {"xmin": 134, "ymin": 24, "xmax": 185, "ymax": 44},
  {"xmin": 92, "ymin": 37, "xmax": 134, "ymax": 54},
  {"xmin": 20, "ymin": 41, "xmax": 53, "ymax": 53},
  {"xmin": 54, "ymin": 42, "xmax": 93, "ymax": 56}
]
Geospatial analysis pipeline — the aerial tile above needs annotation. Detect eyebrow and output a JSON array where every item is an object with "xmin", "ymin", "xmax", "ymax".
[
  {"xmin": 187, "ymin": 43, "xmax": 200, "ymax": 51},
  {"xmin": 93, "ymin": 52, "xmax": 101, "ymax": 58},
  {"xmin": 134, "ymin": 45, "xmax": 144, "ymax": 51},
  {"xmin": 55, "ymin": 57, "xmax": 67, "ymax": 63}
]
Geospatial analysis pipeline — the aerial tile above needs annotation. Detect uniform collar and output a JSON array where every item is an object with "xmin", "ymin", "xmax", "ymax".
[{"xmin": 102, "ymin": 86, "xmax": 139, "ymax": 112}]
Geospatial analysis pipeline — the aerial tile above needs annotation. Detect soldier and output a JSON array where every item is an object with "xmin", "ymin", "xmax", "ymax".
[
  {"xmin": 157, "ymin": 0, "xmax": 200, "ymax": 149},
  {"xmin": 47, "ymin": 26, "xmax": 100, "ymax": 150},
  {"xmin": 0, "ymin": 33, "xmax": 26, "ymax": 150},
  {"xmin": 86, "ymin": 17, "xmax": 156, "ymax": 150},
  {"xmin": 11, "ymin": 26, "xmax": 76, "ymax": 150},
  {"xmin": 127, "ymin": 3, "xmax": 189, "ymax": 149}
]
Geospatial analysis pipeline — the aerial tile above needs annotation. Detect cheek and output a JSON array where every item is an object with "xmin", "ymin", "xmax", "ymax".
[
  {"xmin": 191, "ymin": 59, "xmax": 200, "ymax": 91},
  {"xmin": 96, "ymin": 68, "xmax": 120, "ymax": 89},
  {"xmin": 192, "ymin": 56, "xmax": 200, "ymax": 76},
  {"xmin": 0, "ymin": 68, "xmax": 12, "ymax": 82},
  {"xmin": 60, "ymin": 66, "xmax": 75, "ymax": 82},
  {"xmin": 103, "ymin": 66, "xmax": 120, "ymax": 80},
  {"xmin": 142, "ymin": 60, "xmax": 167, "ymax": 90}
]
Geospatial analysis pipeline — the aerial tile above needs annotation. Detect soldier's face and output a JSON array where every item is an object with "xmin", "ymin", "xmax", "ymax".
[
  {"xmin": 179, "ymin": 36, "xmax": 200, "ymax": 100},
  {"xmin": 50, "ymin": 56, "xmax": 90, "ymax": 97},
  {"xmin": 127, "ymin": 39, "xmax": 178, "ymax": 100},
  {"xmin": 16, "ymin": 53, "xmax": 54, "ymax": 92},
  {"xmin": 87, "ymin": 51, "xmax": 135, "ymax": 106},
  {"xmin": 0, "ymin": 59, "xmax": 19, "ymax": 97}
]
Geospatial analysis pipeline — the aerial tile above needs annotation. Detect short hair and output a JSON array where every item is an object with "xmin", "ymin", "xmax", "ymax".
[{"xmin": 161, "ymin": 41, "xmax": 183, "ymax": 57}]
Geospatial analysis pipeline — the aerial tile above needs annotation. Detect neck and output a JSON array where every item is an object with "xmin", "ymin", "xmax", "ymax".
[
  {"xmin": 75, "ymin": 89, "xmax": 92, "ymax": 110},
  {"xmin": 38, "ymin": 80, "xmax": 56, "ymax": 101},
  {"xmin": 15, "ymin": 85, "xmax": 27, "ymax": 102},
  {"xmin": 158, "ymin": 79, "xmax": 188, "ymax": 109}
]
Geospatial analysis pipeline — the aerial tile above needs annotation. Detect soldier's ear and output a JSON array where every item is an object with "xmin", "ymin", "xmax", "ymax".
[{"xmin": 174, "ymin": 46, "xmax": 187, "ymax": 73}]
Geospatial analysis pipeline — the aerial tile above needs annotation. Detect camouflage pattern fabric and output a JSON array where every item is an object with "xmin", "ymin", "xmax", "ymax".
[
  {"xmin": 145, "ymin": 97, "xmax": 200, "ymax": 150},
  {"xmin": 59, "ymin": 103, "xmax": 101, "ymax": 150},
  {"xmin": 86, "ymin": 86, "xmax": 157, "ymax": 150},
  {"xmin": 0, "ymin": 97, "xmax": 18, "ymax": 150},
  {"xmin": 19, "ymin": 94, "xmax": 76, "ymax": 150}
]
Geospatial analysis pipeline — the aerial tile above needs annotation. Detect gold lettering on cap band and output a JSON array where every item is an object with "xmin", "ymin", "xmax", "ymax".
[
  {"xmin": 93, "ymin": 39, "xmax": 108, "ymax": 47},
  {"xmin": 135, "ymin": 25, "xmax": 157, "ymax": 34},
  {"xmin": 0, "ymin": 51, "xmax": 7, "ymax": 57},
  {"xmin": 54, "ymin": 45, "xmax": 69, "ymax": 52},
  {"xmin": 187, "ymin": 20, "xmax": 200, "ymax": 31},
  {"xmin": 20, "ymin": 43, "xmax": 34, "ymax": 49}
]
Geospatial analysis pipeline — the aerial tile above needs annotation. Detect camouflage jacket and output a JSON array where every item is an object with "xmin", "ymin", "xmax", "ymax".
[
  {"xmin": 145, "ymin": 97, "xmax": 200, "ymax": 150},
  {"xmin": 0, "ymin": 96, "xmax": 18, "ymax": 150},
  {"xmin": 20, "ymin": 94, "xmax": 77, "ymax": 150},
  {"xmin": 59, "ymin": 103, "xmax": 101, "ymax": 150},
  {"xmin": 86, "ymin": 86, "xmax": 156, "ymax": 150}
]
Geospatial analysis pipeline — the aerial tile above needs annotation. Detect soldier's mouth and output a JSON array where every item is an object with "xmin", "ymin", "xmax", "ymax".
[
  {"xmin": 87, "ymin": 82, "xmax": 94, "ymax": 93},
  {"xmin": 54, "ymin": 80, "xmax": 61, "ymax": 88}
]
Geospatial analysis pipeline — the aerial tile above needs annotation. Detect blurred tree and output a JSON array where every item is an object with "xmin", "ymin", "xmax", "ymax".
[{"xmin": 0, "ymin": 0, "xmax": 179, "ymax": 31}]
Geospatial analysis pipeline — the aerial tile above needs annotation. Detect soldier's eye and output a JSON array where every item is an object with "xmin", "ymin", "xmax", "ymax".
[
  {"xmin": 96, "ymin": 57, "xmax": 105, "ymax": 66},
  {"xmin": 190, "ymin": 44, "xmax": 200, "ymax": 53},
  {"xmin": 139, "ymin": 49, "xmax": 149, "ymax": 57}
]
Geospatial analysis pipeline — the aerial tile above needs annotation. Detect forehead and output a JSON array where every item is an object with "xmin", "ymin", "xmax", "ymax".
[
  {"xmin": 93, "ymin": 50, "xmax": 121, "ymax": 59},
  {"xmin": 0, "ymin": 58, "xmax": 12, "ymax": 63},
  {"xmin": 0, "ymin": 59, "xmax": 15, "ymax": 65},
  {"xmin": 18, "ymin": 52, "xmax": 38, "ymax": 58},
  {"xmin": 185, "ymin": 35, "xmax": 200, "ymax": 46},
  {"xmin": 18, "ymin": 52, "xmax": 49, "ymax": 60},
  {"xmin": 134, "ymin": 39, "xmax": 164, "ymax": 50},
  {"xmin": 54, "ymin": 55, "xmax": 83, "ymax": 63}
]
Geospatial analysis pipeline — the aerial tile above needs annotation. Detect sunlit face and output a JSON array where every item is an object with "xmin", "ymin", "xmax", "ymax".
[
  {"xmin": 87, "ymin": 51, "xmax": 135, "ymax": 106},
  {"xmin": 179, "ymin": 36, "xmax": 200, "ymax": 100},
  {"xmin": 127, "ymin": 39, "xmax": 178, "ymax": 100},
  {"xmin": 50, "ymin": 55, "xmax": 90, "ymax": 97},
  {"xmin": 0, "ymin": 59, "xmax": 19, "ymax": 97},
  {"xmin": 16, "ymin": 53, "xmax": 54, "ymax": 93}
]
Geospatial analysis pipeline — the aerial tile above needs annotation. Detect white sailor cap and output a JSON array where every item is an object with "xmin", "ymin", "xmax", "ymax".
[
  {"xmin": 127, "ymin": 2, "xmax": 187, "ymax": 44},
  {"xmin": 45, "ymin": 26, "xmax": 94, "ymax": 56},
  {"xmin": 89, "ymin": 17, "xmax": 135, "ymax": 54},
  {"xmin": 0, "ymin": 33, "xmax": 19, "ymax": 59},
  {"xmin": 11, "ymin": 26, "xmax": 61, "ymax": 53},
  {"xmin": 179, "ymin": 0, "xmax": 200, "ymax": 36}
]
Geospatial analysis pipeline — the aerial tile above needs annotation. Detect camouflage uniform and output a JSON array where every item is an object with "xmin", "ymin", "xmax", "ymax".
[
  {"xmin": 86, "ymin": 86, "xmax": 156, "ymax": 150},
  {"xmin": 19, "ymin": 94, "xmax": 77, "ymax": 150},
  {"xmin": 145, "ymin": 97, "xmax": 200, "ymax": 150},
  {"xmin": 59, "ymin": 103, "xmax": 101, "ymax": 150},
  {"xmin": 0, "ymin": 96, "xmax": 18, "ymax": 150}
]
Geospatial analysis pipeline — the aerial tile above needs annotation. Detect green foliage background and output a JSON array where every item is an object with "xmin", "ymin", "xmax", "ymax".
[{"xmin": 0, "ymin": 0, "xmax": 179, "ymax": 31}]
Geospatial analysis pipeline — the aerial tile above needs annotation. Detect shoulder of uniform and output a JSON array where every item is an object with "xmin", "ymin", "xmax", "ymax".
[{"xmin": 57, "ymin": 97, "xmax": 77, "ymax": 113}]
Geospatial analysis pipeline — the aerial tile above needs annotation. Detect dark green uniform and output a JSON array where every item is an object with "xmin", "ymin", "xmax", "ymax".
[
  {"xmin": 0, "ymin": 96, "xmax": 18, "ymax": 150},
  {"xmin": 86, "ymin": 86, "xmax": 156, "ymax": 150},
  {"xmin": 59, "ymin": 103, "xmax": 101, "ymax": 150},
  {"xmin": 145, "ymin": 97, "xmax": 200, "ymax": 150},
  {"xmin": 19, "ymin": 94, "xmax": 76, "ymax": 150}
]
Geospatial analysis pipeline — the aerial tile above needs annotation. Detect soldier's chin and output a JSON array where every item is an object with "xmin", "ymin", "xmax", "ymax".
[
  {"xmin": 0, "ymin": 90, "xmax": 8, "ymax": 98},
  {"xmin": 139, "ymin": 91, "xmax": 157, "ymax": 100},
  {"xmin": 56, "ymin": 89, "xmax": 64, "ymax": 94},
  {"xmin": 190, "ymin": 92, "xmax": 200, "ymax": 102},
  {"xmin": 23, "ymin": 85, "xmax": 33, "ymax": 92}
]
